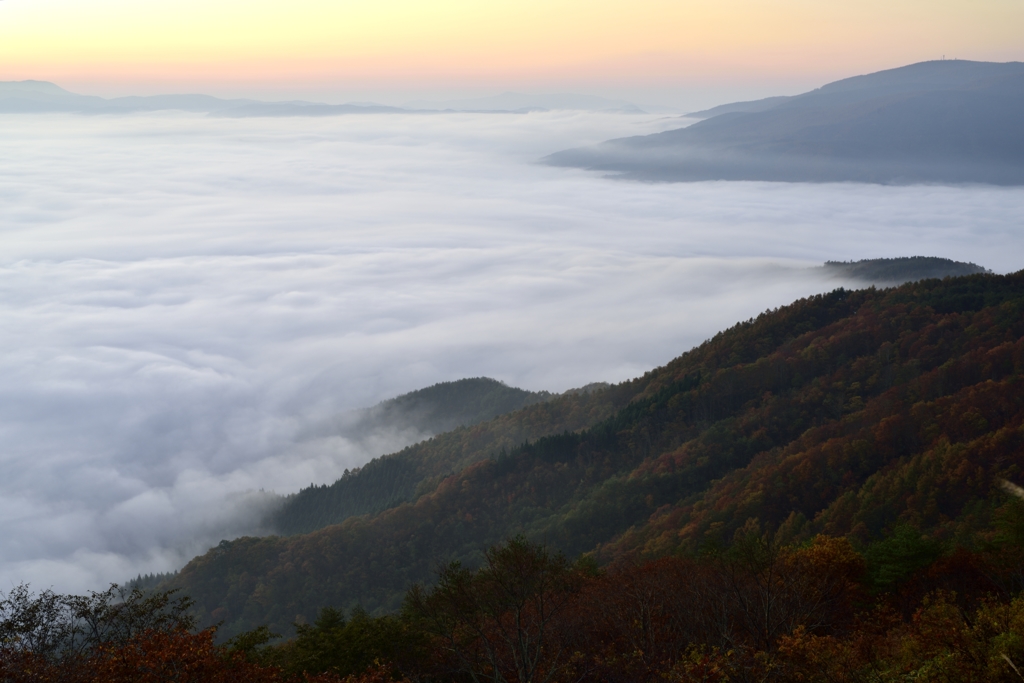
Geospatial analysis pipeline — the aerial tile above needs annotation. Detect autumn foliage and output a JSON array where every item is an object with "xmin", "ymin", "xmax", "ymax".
[
  {"xmin": 0, "ymin": 614, "xmax": 397, "ymax": 683},
  {"xmin": 163, "ymin": 273, "xmax": 1024, "ymax": 639},
  {"xmin": 8, "ymin": 272, "xmax": 1024, "ymax": 681},
  {"xmin": 8, "ymin": 528, "xmax": 1024, "ymax": 682}
]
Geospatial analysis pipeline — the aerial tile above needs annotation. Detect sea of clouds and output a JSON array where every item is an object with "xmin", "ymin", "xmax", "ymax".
[{"xmin": 1, "ymin": 109, "xmax": 1022, "ymax": 593}]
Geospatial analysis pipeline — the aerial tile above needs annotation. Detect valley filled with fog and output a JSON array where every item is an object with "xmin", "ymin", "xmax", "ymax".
[{"xmin": 1, "ymin": 110, "xmax": 1022, "ymax": 593}]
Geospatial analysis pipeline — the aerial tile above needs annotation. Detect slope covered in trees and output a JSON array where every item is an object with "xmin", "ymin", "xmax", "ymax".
[
  {"xmin": 393, "ymin": 533, "xmax": 1024, "ymax": 683},
  {"xmin": 166, "ymin": 271, "xmax": 1024, "ymax": 640},
  {"xmin": 344, "ymin": 377, "xmax": 554, "ymax": 440},
  {"xmin": 13, "ymin": 526, "xmax": 1024, "ymax": 682},
  {"xmin": 822, "ymin": 256, "xmax": 989, "ymax": 285},
  {"xmin": 271, "ymin": 380, "xmax": 630, "ymax": 535}
]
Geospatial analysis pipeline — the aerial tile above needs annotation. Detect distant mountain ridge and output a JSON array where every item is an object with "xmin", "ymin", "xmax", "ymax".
[
  {"xmin": 0, "ymin": 81, "xmax": 646, "ymax": 116},
  {"xmin": 546, "ymin": 60, "xmax": 1024, "ymax": 185},
  {"xmin": 0, "ymin": 81, "xmax": 406, "ymax": 116},
  {"xmin": 685, "ymin": 96, "xmax": 793, "ymax": 120},
  {"xmin": 403, "ymin": 92, "xmax": 645, "ymax": 113}
]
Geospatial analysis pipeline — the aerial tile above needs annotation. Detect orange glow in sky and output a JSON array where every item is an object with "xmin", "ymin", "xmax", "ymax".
[{"xmin": 1, "ymin": 0, "xmax": 1022, "ymax": 103}]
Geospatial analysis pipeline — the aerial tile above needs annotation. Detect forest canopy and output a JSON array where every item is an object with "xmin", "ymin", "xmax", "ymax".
[{"xmin": 151, "ymin": 270, "xmax": 1024, "ymax": 644}]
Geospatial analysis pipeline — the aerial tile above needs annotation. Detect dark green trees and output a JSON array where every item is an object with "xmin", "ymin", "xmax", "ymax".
[{"xmin": 406, "ymin": 537, "xmax": 584, "ymax": 683}]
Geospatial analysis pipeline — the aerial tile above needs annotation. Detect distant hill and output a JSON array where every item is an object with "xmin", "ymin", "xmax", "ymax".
[
  {"xmin": 345, "ymin": 377, "xmax": 553, "ymax": 440},
  {"xmin": 404, "ymin": 92, "xmax": 646, "ymax": 113},
  {"xmin": 269, "ymin": 378, "xmax": 608, "ymax": 536},
  {"xmin": 0, "ymin": 80, "xmax": 257, "ymax": 114},
  {"xmin": 823, "ymin": 257, "xmax": 990, "ymax": 285},
  {"xmin": 165, "ymin": 269, "xmax": 1024, "ymax": 639},
  {"xmin": 0, "ymin": 81, "xmax": 412, "ymax": 116},
  {"xmin": 210, "ymin": 103, "xmax": 407, "ymax": 117},
  {"xmin": 546, "ymin": 60, "xmax": 1024, "ymax": 184},
  {"xmin": 685, "ymin": 95, "xmax": 793, "ymax": 119},
  {"xmin": 276, "ymin": 377, "xmax": 554, "ymax": 522},
  {"xmin": 125, "ymin": 570, "xmax": 179, "ymax": 592},
  {"xmin": 0, "ymin": 82, "xmax": 645, "ymax": 117}
]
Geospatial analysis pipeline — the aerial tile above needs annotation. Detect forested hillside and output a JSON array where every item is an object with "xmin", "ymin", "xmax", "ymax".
[
  {"xmin": 341, "ymin": 377, "xmax": 553, "ymax": 440},
  {"xmin": 822, "ymin": 256, "xmax": 988, "ymax": 284},
  {"xmin": 271, "ymin": 380, "xmax": 628, "ymax": 535},
  {"xmin": 13, "ymin": 528, "xmax": 1024, "ymax": 682},
  {"xmin": 167, "ymin": 271, "xmax": 1024, "ymax": 640}
]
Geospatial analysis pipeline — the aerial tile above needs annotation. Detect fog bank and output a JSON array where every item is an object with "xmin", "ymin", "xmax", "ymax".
[{"xmin": 1, "ymin": 110, "xmax": 1022, "ymax": 593}]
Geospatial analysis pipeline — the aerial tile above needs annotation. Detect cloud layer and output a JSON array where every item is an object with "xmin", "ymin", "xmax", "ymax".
[{"xmin": 1, "ymin": 110, "xmax": 1022, "ymax": 593}]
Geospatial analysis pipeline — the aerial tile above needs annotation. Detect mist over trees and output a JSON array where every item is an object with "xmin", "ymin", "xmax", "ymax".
[
  {"xmin": 821, "ymin": 256, "xmax": 989, "ymax": 285},
  {"xmin": 271, "ymin": 257, "xmax": 982, "ymax": 538},
  {"xmin": 7, "ymin": 267, "xmax": 1024, "ymax": 682},
  {"xmin": 146, "ymin": 269, "xmax": 1024, "ymax": 645}
]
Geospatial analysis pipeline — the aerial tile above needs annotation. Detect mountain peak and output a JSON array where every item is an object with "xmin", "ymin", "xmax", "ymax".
[{"xmin": 0, "ymin": 80, "xmax": 73, "ymax": 94}]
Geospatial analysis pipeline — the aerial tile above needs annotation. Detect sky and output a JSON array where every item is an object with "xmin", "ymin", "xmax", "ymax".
[
  {"xmin": 2, "ymin": 0, "xmax": 1023, "ymax": 107},
  {"xmin": 1, "ymin": 110, "xmax": 1023, "ymax": 592}
]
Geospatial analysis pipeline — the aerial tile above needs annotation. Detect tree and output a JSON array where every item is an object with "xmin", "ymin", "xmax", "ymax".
[
  {"xmin": 0, "ymin": 584, "xmax": 292, "ymax": 683},
  {"xmin": 406, "ymin": 537, "xmax": 582, "ymax": 683},
  {"xmin": 0, "ymin": 583, "xmax": 195, "ymax": 662},
  {"xmin": 718, "ymin": 531, "xmax": 864, "ymax": 652},
  {"xmin": 863, "ymin": 524, "xmax": 941, "ymax": 591},
  {"xmin": 261, "ymin": 605, "xmax": 423, "ymax": 679}
]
